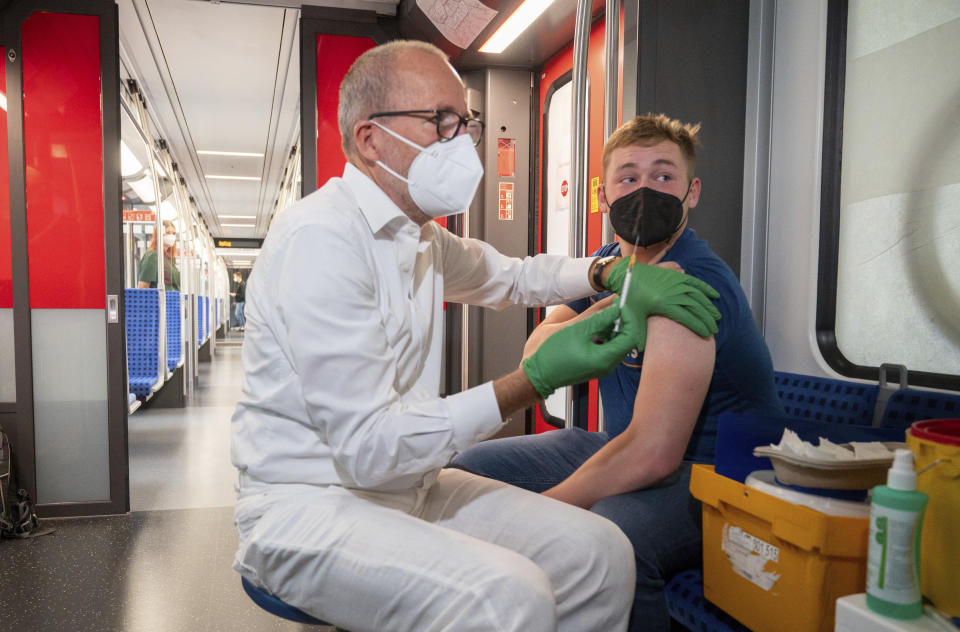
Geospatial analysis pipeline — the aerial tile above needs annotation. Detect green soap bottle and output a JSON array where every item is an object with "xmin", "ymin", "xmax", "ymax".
[{"xmin": 866, "ymin": 448, "xmax": 928, "ymax": 619}]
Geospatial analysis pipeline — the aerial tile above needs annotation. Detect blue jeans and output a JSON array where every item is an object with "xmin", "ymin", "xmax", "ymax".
[
  {"xmin": 236, "ymin": 301, "xmax": 245, "ymax": 328},
  {"xmin": 451, "ymin": 428, "xmax": 702, "ymax": 632}
]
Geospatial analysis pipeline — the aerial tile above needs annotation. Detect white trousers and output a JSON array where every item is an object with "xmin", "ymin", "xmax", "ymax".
[{"xmin": 234, "ymin": 468, "xmax": 635, "ymax": 632}]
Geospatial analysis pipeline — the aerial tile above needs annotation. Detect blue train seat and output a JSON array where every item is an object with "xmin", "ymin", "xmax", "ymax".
[
  {"xmin": 125, "ymin": 288, "xmax": 160, "ymax": 397},
  {"xmin": 240, "ymin": 576, "xmax": 328, "ymax": 626},
  {"xmin": 880, "ymin": 388, "xmax": 960, "ymax": 429},
  {"xmin": 166, "ymin": 290, "xmax": 181, "ymax": 371},
  {"xmin": 666, "ymin": 569, "xmax": 750, "ymax": 632},
  {"xmin": 773, "ymin": 370, "xmax": 878, "ymax": 425},
  {"xmin": 196, "ymin": 295, "xmax": 204, "ymax": 343}
]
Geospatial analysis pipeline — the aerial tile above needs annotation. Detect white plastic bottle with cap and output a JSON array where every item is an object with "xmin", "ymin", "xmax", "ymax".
[{"xmin": 865, "ymin": 448, "xmax": 929, "ymax": 619}]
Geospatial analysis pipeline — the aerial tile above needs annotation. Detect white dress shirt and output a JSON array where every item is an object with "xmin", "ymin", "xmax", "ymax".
[{"xmin": 231, "ymin": 163, "xmax": 594, "ymax": 492}]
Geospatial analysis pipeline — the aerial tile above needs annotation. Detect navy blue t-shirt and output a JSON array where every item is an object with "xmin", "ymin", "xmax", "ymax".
[{"xmin": 567, "ymin": 229, "xmax": 784, "ymax": 462}]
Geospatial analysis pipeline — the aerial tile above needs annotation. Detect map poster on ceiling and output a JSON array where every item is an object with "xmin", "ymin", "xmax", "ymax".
[{"xmin": 416, "ymin": 0, "xmax": 496, "ymax": 49}]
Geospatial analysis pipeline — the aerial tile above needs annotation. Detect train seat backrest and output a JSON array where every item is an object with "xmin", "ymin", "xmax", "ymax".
[
  {"xmin": 880, "ymin": 388, "xmax": 960, "ymax": 430},
  {"xmin": 166, "ymin": 290, "xmax": 181, "ymax": 371},
  {"xmin": 773, "ymin": 371, "xmax": 878, "ymax": 426},
  {"xmin": 125, "ymin": 288, "xmax": 160, "ymax": 397}
]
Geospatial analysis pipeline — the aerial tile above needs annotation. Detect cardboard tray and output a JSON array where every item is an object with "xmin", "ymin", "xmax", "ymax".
[{"xmin": 751, "ymin": 442, "xmax": 907, "ymax": 489}]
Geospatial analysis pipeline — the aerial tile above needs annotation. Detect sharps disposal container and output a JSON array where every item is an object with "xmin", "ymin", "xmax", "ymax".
[
  {"xmin": 905, "ymin": 418, "xmax": 960, "ymax": 617},
  {"xmin": 689, "ymin": 464, "xmax": 870, "ymax": 632}
]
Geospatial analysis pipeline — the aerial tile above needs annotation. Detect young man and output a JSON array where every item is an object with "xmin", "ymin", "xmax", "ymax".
[
  {"xmin": 453, "ymin": 114, "xmax": 785, "ymax": 632},
  {"xmin": 231, "ymin": 44, "xmax": 720, "ymax": 632}
]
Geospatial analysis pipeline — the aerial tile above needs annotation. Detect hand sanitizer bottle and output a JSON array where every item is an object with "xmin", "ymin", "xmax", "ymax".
[{"xmin": 865, "ymin": 448, "xmax": 928, "ymax": 619}]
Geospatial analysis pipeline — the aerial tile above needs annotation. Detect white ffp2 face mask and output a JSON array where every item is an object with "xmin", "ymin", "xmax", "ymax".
[
  {"xmin": 163, "ymin": 234, "xmax": 176, "ymax": 248},
  {"xmin": 372, "ymin": 121, "xmax": 483, "ymax": 219}
]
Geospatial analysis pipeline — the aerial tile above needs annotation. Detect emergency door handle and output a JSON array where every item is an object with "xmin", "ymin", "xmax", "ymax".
[{"xmin": 107, "ymin": 294, "xmax": 119, "ymax": 323}]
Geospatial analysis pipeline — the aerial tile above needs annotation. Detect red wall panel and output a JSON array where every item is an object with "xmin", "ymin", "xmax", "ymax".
[
  {"xmin": 315, "ymin": 34, "xmax": 376, "ymax": 189},
  {"xmin": 0, "ymin": 49, "xmax": 11, "ymax": 309},
  {"xmin": 22, "ymin": 11, "xmax": 104, "ymax": 310}
]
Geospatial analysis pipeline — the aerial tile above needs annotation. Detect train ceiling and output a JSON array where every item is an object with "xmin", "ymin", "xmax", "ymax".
[{"xmin": 117, "ymin": 0, "xmax": 604, "ymax": 247}]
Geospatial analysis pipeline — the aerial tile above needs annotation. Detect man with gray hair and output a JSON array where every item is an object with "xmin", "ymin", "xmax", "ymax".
[{"xmin": 231, "ymin": 40, "xmax": 719, "ymax": 631}]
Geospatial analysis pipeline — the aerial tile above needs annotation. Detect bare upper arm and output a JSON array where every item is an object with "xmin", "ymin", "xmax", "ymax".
[
  {"xmin": 539, "ymin": 304, "xmax": 578, "ymax": 327},
  {"xmin": 621, "ymin": 315, "xmax": 716, "ymax": 474}
]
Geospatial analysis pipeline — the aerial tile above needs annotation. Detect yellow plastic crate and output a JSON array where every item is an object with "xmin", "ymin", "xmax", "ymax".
[{"xmin": 690, "ymin": 464, "xmax": 869, "ymax": 632}]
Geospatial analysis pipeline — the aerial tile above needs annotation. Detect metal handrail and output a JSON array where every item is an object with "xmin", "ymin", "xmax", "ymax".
[{"xmin": 568, "ymin": 0, "xmax": 593, "ymax": 430}]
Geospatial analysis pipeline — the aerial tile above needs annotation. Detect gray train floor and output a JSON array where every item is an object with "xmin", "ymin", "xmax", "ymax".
[{"xmin": 0, "ymin": 330, "xmax": 336, "ymax": 632}]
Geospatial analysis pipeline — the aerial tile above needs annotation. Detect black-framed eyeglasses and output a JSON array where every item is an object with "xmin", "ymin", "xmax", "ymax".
[{"xmin": 368, "ymin": 109, "xmax": 485, "ymax": 147}]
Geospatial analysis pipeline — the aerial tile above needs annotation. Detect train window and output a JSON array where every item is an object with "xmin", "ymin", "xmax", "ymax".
[
  {"xmin": 818, "ymin": 0, "xmax": 960, "ymax": 389},
  {"xmin": 541, "ymin": 73, "xmax": 573, "ymax": 422}
]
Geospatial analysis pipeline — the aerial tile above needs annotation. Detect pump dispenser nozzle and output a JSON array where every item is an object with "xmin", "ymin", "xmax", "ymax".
[{"xmin": 887, "ymin": 448, "xmax": 918, "ymax": 491}]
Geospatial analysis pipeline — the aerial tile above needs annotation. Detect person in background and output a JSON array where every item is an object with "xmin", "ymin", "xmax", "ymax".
[
  {"xmin": 453, "ymin": 114, "xmax": 785, "ymax": 632},
  {"xmin": 231, "ymin": 42, "xmax": 720, "ymax": 632},
  {"xmin": 233, "ymin": 271, "xmax": 246, "ymax": 331},
  {"xmin": 138, "ymin": 219, "xmax": 180, "ymax": 291}
]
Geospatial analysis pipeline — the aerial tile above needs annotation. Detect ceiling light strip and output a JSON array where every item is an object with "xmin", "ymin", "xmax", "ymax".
[
  {"xmin": 479, "ymin": 0, "xmax": 556, "ymax": 54},
  {"xmin": 198, "ymin": 150, "xmax": 265, "ymax": 157},
  {"xmin": 205, "ymin": 175, "xmax": 262, "ymax": 181}
]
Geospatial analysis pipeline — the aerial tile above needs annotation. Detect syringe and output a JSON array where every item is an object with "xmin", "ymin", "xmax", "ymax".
[
  {"xmin": 612, "ymin": 252, "xmax": 637, "ymax": 334},
  {"xmin": 611, "ymin": 201, "xmax": 643, "ymax": 334}
]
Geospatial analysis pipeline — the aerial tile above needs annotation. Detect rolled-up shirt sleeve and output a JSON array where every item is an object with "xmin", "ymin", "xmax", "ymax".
[
  {"xmin": 432, "ymin": 223, "xmax": 595, "ymax": 309},
  {"xmin": 275, "ymin": 222, "xmax": 503, "ymax": 489}
]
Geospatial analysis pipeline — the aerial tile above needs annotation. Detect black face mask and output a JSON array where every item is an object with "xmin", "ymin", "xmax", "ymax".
[{"xmin": 607, "ymin": 185, "xmax": 688, "ymax": 247}]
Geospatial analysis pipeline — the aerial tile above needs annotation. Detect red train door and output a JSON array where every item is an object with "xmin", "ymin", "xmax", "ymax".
[{"xmin": 534, "ymin": 18, "xmax": 617, "ymax": 434}]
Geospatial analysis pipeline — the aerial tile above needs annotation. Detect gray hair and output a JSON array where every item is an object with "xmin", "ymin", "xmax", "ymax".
[{"xmin": 337, "ymin": 40, "xmax": 448, "ymax": 158}]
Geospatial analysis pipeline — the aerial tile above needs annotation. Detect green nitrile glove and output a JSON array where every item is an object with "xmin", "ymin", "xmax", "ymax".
[
  {"xmin": 605, "ymin": 259, "xmax": 721, "ymax": 342},
  {"xmin": 522, "ymin": 304, "xmax": 642, "ymax": 398}
]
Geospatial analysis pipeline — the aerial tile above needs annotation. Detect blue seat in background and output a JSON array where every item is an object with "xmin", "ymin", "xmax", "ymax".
[
  {"xmin": 666, "ymin": 569, "xmax": 750, "ymax": 632},
  {"xmin": 240, "ymin": 576, "xmax": 328, "ymax": 626},
  {"xmin": 880, "ymin": 388, "xmax": 960, "ymax": 429},
  {"xmin": 197, "ymin": 295, "xmax": 205, "ymax": 343},
  {"xmin": 202, "ymin": 295, "xmax": 207, "ymax": 342},
  {"xmin": 125, "ymin": 288, "xmax": 160, "ymax": 397},
  {"xmin": 773, "ymin": 371, "xmax": 879, "ymax": 425},
  {"xmin": 166, "ymin": 290, "xmax": 181, "ymax": 371}
]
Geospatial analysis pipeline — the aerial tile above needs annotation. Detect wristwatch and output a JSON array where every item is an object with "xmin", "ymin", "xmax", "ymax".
[{"xmin": 590, "ymin": 255, "xmax": 618, "ymax": 292}]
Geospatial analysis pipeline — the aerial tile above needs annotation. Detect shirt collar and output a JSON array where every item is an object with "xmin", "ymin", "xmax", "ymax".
[{"xmin": 342, "ymin": 162, "xmax": 412, "ymax": 235}]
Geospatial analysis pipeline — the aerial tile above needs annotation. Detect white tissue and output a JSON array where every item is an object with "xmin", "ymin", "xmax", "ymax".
[
  {"xmin": 767, "ymin": 429, "xmax": 894, "ymax": 462},
  {"xmin": 852, "ymin": 441, "xmax": 895, "ymax": 459},
  {"xmin": 816, "ymin": 438, "xmax": 856, "ymax": 460}
]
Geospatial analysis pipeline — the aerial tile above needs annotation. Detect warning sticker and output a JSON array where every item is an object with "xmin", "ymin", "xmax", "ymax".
[
  {"xmin": 590, "ymin": 176, "xmax": 600, "ymax": 214},
  {"xmin": 497, "ymin": 138, "xmax": 516, "ymax": 177},
  {"xmin": 722, "ymin": 524, "xmax": 781, "ymax": 591},
  {"xmin": 556, "ymin": 162, "xmax": 570, "ymax": 211},
  {"xmin": 498, "ymin": 182, "xmax": 514, "ymax": 221}
]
